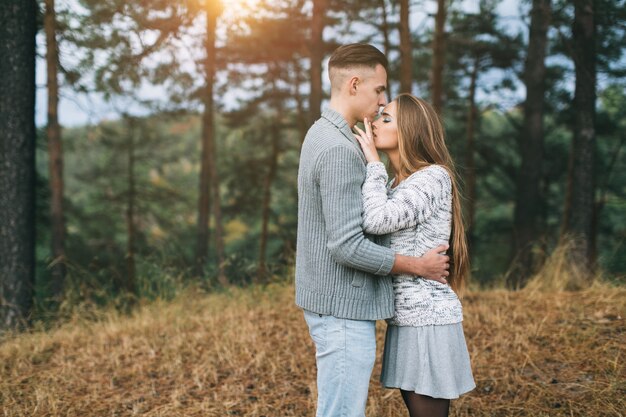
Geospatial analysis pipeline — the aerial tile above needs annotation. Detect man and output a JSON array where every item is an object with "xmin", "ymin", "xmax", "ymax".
[{"xmin": 295, "ymin": 43, "xmax": 450, "ymax": 417}]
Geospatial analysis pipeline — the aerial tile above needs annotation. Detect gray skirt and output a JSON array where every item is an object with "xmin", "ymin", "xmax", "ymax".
[{"xmin": 380, "ymin": 322, "xmax": 476, "ymax": 399}]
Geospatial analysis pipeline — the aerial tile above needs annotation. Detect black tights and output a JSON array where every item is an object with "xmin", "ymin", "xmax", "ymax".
[{"xmin": 400, "ymin": 390, "xmax": 450, "ymax": 417}]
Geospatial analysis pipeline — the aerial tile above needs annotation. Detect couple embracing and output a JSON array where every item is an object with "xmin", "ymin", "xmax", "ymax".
[{"xmin": 295, "ymin": 44, "xmax": 475, "ymax": 417}]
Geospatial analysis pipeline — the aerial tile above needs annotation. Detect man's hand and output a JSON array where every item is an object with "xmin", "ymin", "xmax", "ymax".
[
  {"xmin": 418, "ymin": 245, "xmax": 450, "ymax": 283},
  {"xmin": 391, "ymin": 244, "xmax": 450, "ymax": 284}
]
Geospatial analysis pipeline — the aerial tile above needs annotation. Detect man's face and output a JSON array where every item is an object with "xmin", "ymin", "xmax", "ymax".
[{"xmin": 354, "ymin": 64, "xmax": 388, "ymax": 123}]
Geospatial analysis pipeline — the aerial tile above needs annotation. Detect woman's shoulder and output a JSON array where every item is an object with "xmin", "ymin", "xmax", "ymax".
[
  {"xmin": 406, "ymin": 164, "xmax": 451, "ymax": 184},
  {"xmin": 397, "ymin": 165, "xmax": 452, "ymax": 198}
]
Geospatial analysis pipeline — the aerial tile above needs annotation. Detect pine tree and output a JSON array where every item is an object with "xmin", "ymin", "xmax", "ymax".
[
  {"xmin": 309, "ymin": 0, "xmax": 328, "ymax": 124},
  {"xmin": 511, "ymin": 0, "xmax": 552, "ymax": 287},
  {"xmin": 399, "ymin": 0, "xmax": 412, "ymax": 93},
  {"xmin": 432, "ymin": 0, "xmax": 448, "ymax": 113},
  {"xmin": 0, "ymin": 0, "xmax": 37, "ymax": 330},
  {"xmin": 196, "ymin": 0, "xmax": 227, "ymax": 285},
  {"xmin": 44, "ymin": 0, "xmax": 67, "ymax": 301},
  {"xmin": 565, "ymin": 0, "xmax": 596, "ymax": 274}
]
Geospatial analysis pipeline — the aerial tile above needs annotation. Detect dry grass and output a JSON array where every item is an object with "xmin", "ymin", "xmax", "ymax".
[
  {"xmin": 523, "ymin": 239, "xmax": 600, "ymax": 292},
  {"xmin": 1, "ymin": 282, "xmax": 624, "ymax": 417}
]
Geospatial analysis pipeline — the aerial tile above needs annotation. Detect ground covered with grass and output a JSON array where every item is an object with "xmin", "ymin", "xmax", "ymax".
[{"xmin": 1, "ymin": 283, "xmax": 624, "ymax": 416}]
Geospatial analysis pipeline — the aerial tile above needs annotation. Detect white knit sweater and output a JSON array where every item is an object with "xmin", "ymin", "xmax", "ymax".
[{"xmin": 361, "ymin": 162, "xmax": 463, "ymax": 327}]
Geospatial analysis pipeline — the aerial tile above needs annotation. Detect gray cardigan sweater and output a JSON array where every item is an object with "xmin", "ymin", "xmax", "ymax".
[{"xmin": 295, "ymin": 108, "xmax": 396, "ymax": 320}]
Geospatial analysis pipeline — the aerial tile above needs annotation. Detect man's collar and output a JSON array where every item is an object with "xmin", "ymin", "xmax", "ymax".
[
  {"xmin": 320, "ymin": 108, "xmax": 362, "ymax": 153},
  {"xmin": 321, "ymin": 108, "xmax": 351, "ymax": 132}
]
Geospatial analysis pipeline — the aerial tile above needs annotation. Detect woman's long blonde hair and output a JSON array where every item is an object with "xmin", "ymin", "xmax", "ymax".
[{"xmin": 395, "ymin": 94, "xmax": 469, "ymax": 292}]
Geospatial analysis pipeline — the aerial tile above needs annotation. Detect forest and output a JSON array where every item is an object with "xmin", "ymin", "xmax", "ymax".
[
  {"xmin": 1, "ymin": 0, "xmax": 625, "ymax": 329},
  {"xmin": 1, "ymin": 1, "xmax": 626, "ymax": 416}
]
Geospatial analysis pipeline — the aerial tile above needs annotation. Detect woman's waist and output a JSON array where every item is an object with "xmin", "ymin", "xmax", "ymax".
[
  {"xmin": 391, "ymin": 284, "xmax": 463, "ymax": 322},
  {"xmin": 391, "ymin": 277, "xmax": 460, "ymax": 300},
  {"xmin": 389, "ymin": 237, "xmax": 451, "ymax": 258}
]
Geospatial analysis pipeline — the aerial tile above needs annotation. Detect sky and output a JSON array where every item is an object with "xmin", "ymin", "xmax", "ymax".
[{"xmin": 35, "ymin": 0, "xmax": 525, "ymax": 128}]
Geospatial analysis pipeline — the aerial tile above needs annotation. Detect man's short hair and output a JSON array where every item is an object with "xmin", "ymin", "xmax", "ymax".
[{"xmin": 328, "ymin": 43, "xmax": 388, "ymax": 72}]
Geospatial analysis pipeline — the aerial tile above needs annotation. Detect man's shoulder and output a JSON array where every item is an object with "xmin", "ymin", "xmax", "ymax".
[
  {"xmin": 304, "ymin": 117, "xmax": 342, "ymax": 144},
  {"xmin": 303, "ymin": 119, "xmax": 356, "ymax": 156}
]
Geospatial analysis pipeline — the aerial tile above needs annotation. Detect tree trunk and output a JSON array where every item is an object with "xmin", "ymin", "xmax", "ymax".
[
  {"xmin": 210, "ymin": 125, "xmax": 227, "ymax": 286},
  {"xmin": 591, "ymin": 135, "xmax": 625, "ymax": 264},
  {"xmin": 0, "ymin": 0, "xmax": 37, "ymax": 331},
  {"xmin": 257, "ymin": 126, "xmax": 280, "ymax": 283},
  {"xmin": 293, "ymin": 60, "xmax": 308, "ymax": 141},
  {"xmin": 399, "ymin": 0, "xmax": 412, "ymax": 94},
  {"xmin": 509, "ymin": 0, "xmax": 551, "ymax": 288},
  {"xmin": 378, "ymin": 0, "xmax": 392, "ymax": 102},
  {"xmin": 560, "ymin": 145, "xmax": 574, "ymax": 238},
  {"xmin": 196, "ymin": 5, "xmax": 228, "ymax": 287},
  {"xmin": 309, "ymin": 0, "xmax": 327, "ymax": 125},
  {"xmin": 126, "ymin": 116, "xmax": 137, "ymax": 296},
  {"xmin": 465, "ymin": 57, "xmax": 479, "ymax": 240},
  {"xmin": 566, "ymin": 0, "xmax": 596, "ymax": 273},
  {"xmin": 431, "ymin": 0, "xmax": 447, "ymax": 113},
  {"xmin": 45, "ymin": 0, "xmax": 66, "ymax": 300}
]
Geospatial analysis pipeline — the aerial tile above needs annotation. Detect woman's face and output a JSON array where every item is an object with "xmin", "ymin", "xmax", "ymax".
[{"xmin": 372, "ymin": 100, "xmax": 398, "ymax": 152}]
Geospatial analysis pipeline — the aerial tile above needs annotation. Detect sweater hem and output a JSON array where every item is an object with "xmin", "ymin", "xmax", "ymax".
[
  {"xmin": 295, "ymin": 286, "xmax": 394, "ymax": 321},
  {"xmin": 386, "ymin": 317, "xmax": 464, "ymax": 327}
]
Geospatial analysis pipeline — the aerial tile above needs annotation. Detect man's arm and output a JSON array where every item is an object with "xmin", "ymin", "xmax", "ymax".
[{"xmin": 392, "ymin": 246, "xmax": 450, "ymax": 284}]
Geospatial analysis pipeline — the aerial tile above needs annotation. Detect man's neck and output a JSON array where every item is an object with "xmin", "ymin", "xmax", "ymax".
[{"xmin": 328, "ymin": 98, "xmax": 357, "ymax": 127}]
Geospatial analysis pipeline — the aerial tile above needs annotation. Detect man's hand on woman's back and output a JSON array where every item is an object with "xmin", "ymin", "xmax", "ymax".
[{"xmin": 391, "ymin": 244, "xmax": 450, "ymax": 284}]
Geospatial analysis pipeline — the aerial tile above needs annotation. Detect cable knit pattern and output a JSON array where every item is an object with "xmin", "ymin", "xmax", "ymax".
[
  {"xmin": 362, "ymin": 161, "xmax": 463, "ymax": 327},
  {"xmin": 295, "ymin": 109, "xmax": 397, "ymax": 321}
]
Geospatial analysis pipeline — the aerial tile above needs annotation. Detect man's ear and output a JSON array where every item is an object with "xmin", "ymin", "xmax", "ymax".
[{"xmin": 349, "ymin": 76, "xmax": 360, "ymax": 96}]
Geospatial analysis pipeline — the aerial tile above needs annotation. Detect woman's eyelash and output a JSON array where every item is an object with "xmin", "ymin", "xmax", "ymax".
[{"xmin": 383, "ymin": 117, "xmax": 391, "ymax": 123}]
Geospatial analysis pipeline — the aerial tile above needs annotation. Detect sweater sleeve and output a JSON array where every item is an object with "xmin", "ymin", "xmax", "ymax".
[
  {"xmin": 361, "ymin": 162, "xmax": 451, "ymax": 235},
  {"xmin": 316, "ymin": 146, "xmax": 396, "ymax": 276}
]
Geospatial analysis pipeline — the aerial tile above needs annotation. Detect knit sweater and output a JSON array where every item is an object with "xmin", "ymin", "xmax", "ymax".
[
  {"xmin": 362, "ymin": 161, "xmax": 463, "ymax": 327},
  {"xmin": 295, "ymin": 108, "xmax": 396, "ymax": 320}
]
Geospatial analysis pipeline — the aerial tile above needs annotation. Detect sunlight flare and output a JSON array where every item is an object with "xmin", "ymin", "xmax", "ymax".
[{"xmin": 220, "ymin": 0, "xmax": 262, "ymax": 20}]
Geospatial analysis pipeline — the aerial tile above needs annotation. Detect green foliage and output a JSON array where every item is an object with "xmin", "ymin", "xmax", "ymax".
[{"xmin": 33, "ymin": 0, "xmax": 626, "ymax": 321}]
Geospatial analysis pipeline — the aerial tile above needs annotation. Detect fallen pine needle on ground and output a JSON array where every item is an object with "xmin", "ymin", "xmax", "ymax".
[{"xmin": 1, "ymin": 282, "xmax": 624, "ymax": 416}]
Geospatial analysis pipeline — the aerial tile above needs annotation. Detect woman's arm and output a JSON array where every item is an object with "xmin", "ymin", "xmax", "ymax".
[
  {"xmin": 361, "ymin": 162, "xmax": 451, "ymax": 235},
  {"xmin": 317, "ymin": 145, "xmax": 396, "ymax": 275}
]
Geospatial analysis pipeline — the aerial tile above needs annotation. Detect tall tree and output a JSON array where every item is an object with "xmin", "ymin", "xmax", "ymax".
[
  {"xmin": 378, "ymin": 0, "xmax": 393, "ymax": 101},
  {"xmin": 565, "ymin": 0, "xmax": 596, "ymax": 273},
  {"xmin": 431, "ymin": 0, "xmax": 447, "ymax": 112},
  {"xmin": 447, "ymin": 1, "xmax": 522, "ymax": 239},
  {"xmin": 378, "ymin": 0, "xmax": 392, "ymax": 59},
  {"xmin": 399, "ymin": 0, "xmax": 412, "ymax": 93},
  {"xmin": 223, "ymin": 0, "xmax": 307, "ymax": 281},
  {"xmin": 0, "ymin": 0, "xmax": 37, "ymax": 330},
  {"xmin": 196, "ymin": 0, "xmax": 227, "ymax": 285},
  {"xmin": 258, "ymin": 117, "xmax": 281, "ymax": 282},
  {"xmin": 309, "ymin": 0, "xmax": 328, "ymax": 124},
  {"xmin": 44, "ymin": 0, "xmax": 67, "ymax": 300},
  {"xmin": 510, "ymin": 0, "xmax": 551, "ymax": 287},
  {"xmin": 65, "ymin": 0, "xmax": 192, "ymax": 292},
  {"xmin": 464, "ymin": 60, "xmax": 478, "ymax": 234},
  {"xmin": 591, "ymin": 0, "xmax": 626, "ymax": 263},
  {"xmin": 125, "ymin": 116, "xmax": 138, "ymax": 296}
]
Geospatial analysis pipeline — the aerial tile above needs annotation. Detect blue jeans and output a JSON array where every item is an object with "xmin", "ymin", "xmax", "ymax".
[{"xmin": 303, "ymin": 310, "xmax": 377, "ymax": 417}]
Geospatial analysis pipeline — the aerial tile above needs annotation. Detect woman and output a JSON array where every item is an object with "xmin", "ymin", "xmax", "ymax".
[{"xmin": 354, "ymin": 94, "xmax": 475, "ymax": 417}]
